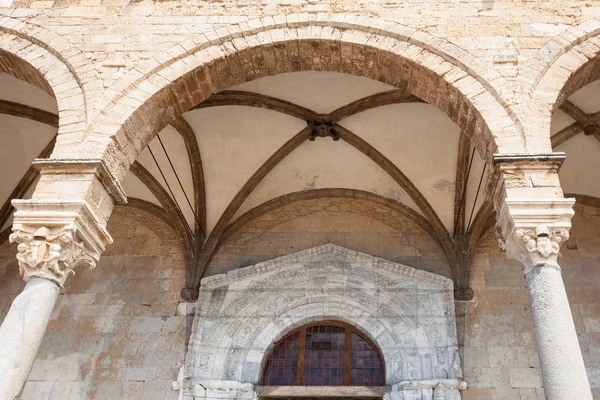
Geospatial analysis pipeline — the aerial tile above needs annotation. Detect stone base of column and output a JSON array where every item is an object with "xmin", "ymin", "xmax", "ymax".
[
  {"xmin": 174, "ymin": 379, "xmax": 256, "ymax": 400},
  {"xmin": 0, "ymin": 278, "xmax": 60, "ymax": 400}
]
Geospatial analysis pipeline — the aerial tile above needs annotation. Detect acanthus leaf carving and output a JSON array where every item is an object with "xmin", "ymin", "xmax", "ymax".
[
  {"xmin": 495, "ymin": 198, "xmax": 574, "ymax": 274},
  {"xmin": 514, "ymin": 224, "xmax": 568, "ymax": 273},
  {"xmin": 9, "ymin": 225, "xmax": 96, "ymax": 287}
]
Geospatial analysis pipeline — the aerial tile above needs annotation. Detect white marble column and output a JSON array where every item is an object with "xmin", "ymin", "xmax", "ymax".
[{"xmin": 497, "ymin": 196, "xmax": 592, "ymax": 399}]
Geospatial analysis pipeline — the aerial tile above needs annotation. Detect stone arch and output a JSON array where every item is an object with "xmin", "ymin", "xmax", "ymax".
[
  {"xmin": 0, "ymin": 16, "xmax": 96, "ymax": 139},
  {"xmin": 525, "ymin": 19, "xmax": 600, "ymax": 149},
  {"xmin": 238, "ymin": 303, "xmax": 403, "ymax": 385},
  {"xmin": 79, "ymin": 15, "xmax": 520, "ymax": 185},
  {"xmin": 183, "ymin": 244, "xmax": 462, "ymax": 392}
]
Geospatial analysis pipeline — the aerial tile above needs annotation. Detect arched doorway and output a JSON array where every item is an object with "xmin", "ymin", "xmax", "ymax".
[{"xmin": 260, "ymin": 321, "xmax": 385, "ymax": 398}]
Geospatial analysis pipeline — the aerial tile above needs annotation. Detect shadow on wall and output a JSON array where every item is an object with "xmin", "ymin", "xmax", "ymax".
[{"xmin": 209, "ymin": 198, "xmax": 451, "ymax": 278}]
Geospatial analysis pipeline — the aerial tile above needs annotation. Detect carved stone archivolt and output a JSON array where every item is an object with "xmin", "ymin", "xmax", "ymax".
[{"xmin": 178, "ymin": 244, "xmax": 466, "ymax": 400}]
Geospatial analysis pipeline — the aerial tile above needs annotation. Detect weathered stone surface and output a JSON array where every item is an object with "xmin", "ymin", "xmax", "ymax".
[
  {"xmin": 181, "ymin": 244, "xmax": 463, "ymax": 398},
  {"xmin": 0, "ymin": 207, "xmax": 186, "ymax": 399},
  {"xmin": 2, "ymin": 3, "xmax": 600, "ymax": 397},
  {"xmin": 0, "ymin": 278, "xmax": 60, "ymax": 400}
]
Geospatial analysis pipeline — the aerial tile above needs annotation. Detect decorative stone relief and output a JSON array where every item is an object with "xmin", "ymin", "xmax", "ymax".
[
  {"xmin": 9, "ymin": 199, "xmax": 112, "ymax": 287},
  {"xmin": 9, "ymin": 226, "xmax": 94, "ymax": 287},
  {"xmin": 178, "ymin": 245, "xmax": 466, "ymax": 399},
  {"xmin": 513, "ymin": 225, "xmax": 567, "ymax": 273},
  {"xmin": 495, "ymin": 198, "xmax": 575, "ymax": 273}
]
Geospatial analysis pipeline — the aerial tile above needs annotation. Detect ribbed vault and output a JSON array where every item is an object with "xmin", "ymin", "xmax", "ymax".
[
  {"xmin": 0, "ymin": 71, "xmax": 498, "ymax": 301},
  {"xmin": 4, "ymin": 68, "xmax": 600, "ymax": 302}
]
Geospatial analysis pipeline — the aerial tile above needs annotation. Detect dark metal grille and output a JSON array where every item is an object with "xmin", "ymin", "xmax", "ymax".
[
  {"xmin": 262, "ymin": 322, "xmax": 384, "ymax": 387},
  {"xmin": 263, "ymin": 331, "xmax": 301, "ymax": 386},
  {"xmin": 303, "ymin": 325, "xmax": 345, "ymax": 386},
  {"xmin": 350, "ymin": 332, "xmax": 385, "ymax": 385}
]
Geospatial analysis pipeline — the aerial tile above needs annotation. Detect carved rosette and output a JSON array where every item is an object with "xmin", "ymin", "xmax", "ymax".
[
  {"xmin": 496, "ymin": 198, "xmax": 575, "ymax": 274},
  {"xmin": 9, "ymin": 225, "xmax": 96, "ymax": 287}
]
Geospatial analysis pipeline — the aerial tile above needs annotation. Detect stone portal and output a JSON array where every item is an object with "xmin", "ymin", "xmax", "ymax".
[{"xmin": 175, "ymin": 244, "xmax": 466, "ymax": 399}]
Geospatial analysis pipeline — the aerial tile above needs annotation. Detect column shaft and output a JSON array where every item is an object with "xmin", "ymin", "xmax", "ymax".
[
  {"xmin": 526, "ymin": 265, "xmax": 592, "ymax": 399},
  {"xmin": 0, "ymin": 278, "xmax": 60, "ymax": 400}
]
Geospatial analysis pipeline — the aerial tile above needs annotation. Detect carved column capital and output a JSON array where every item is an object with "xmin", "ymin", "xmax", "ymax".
[
  {"xmin": 10, "ymin": 226, "xmax": 91, "ymax": 287},
  {"xmin": 9, "ymin": 199, "xmax": 112, "ymax": 287},
  {"xmin": 496, "ymin": 198, "xmax": 575, "ymax": 274}
]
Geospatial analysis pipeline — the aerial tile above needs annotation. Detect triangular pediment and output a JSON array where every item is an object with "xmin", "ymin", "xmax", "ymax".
[{"xmin": 201, "ymin": 243, "xmax": 452, "ymax": 290}]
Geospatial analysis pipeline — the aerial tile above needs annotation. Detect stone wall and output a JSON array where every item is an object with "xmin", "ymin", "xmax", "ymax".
[
  {"xmin": 210, "ymin": 196, "xmax": 451, "ymax": 278},
  {"xmin": 1, "ymin": 1, "xmax": 598, "ymax": 159},
  {"xmin": 1, "ymin": 0, "xmax": 596, "ymax": 92},
  {"xmin": 0, "ymin": 206, "xmax": 188, "ymax": 400},
  {"xmin": 2, "ymin": 202, "xmax": 600, "ymax": 398}
]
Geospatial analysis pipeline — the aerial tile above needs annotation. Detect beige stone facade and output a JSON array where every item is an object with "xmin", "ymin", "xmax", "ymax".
[{"xmin": 2, "ymin": 0, "xmax": 600, "ymax": 399}]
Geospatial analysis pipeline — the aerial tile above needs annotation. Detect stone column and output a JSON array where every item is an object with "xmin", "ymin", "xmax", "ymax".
[
  {"xmin": 494, "ymin": 154, "xmax": 592, "ymax": 400},
  {"xmin": 0, "ymin": 159, "xmax": 123, "ymax": 400}
]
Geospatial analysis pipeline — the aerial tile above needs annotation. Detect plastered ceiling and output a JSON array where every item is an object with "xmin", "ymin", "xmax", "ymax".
[
  {"xmin": 0, "ymin": 71, "xmax": 519, "ymax": 266},
  {"xmin": 124, "ymin": 72, "xmax": 487, "ymax": 234}
]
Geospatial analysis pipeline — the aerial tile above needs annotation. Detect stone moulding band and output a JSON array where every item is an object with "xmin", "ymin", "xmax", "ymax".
[
  {"xmin": 173, "ymin": 379, "xmax": 467, "ymax": 399},
  {"xmin": 256, "ymin": 385, "xmax": 387, "ymax": 397},
  {"xmin": 496, "ymin": 198, "xmax": 576, "ymax": 233},
  {"xmin": 492, "ymin": 152, "xmax": 566, "ymax": 166},
  {"xmin": 199, "ymin": 244, "xmax": 454, "ymax": 291},
  {"xmin": 393, "ymin": 379, "xmax": 467, "ymax": 390}
]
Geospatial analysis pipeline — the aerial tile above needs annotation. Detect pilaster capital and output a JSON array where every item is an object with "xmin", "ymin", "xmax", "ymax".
[
  {"xmin": 496, "ymin": 198, "xmax": 575, "ymax": 274},
  {"xmin": 8, "ymin": 199, "xmax": 112, "ymax": 287}
]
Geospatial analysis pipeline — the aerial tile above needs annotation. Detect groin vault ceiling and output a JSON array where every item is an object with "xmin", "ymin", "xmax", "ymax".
[{"xmin": 1, "ymin": 70, "xmax": 598, "ymax": 295}]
